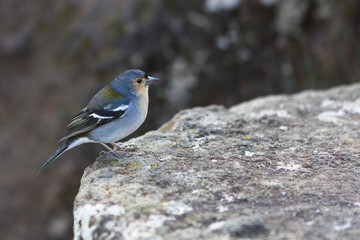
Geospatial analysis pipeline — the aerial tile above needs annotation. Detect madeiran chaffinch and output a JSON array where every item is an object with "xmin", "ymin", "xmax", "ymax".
[{"xmin": 35, "ymin": 69, "xmax": 159, "ymax": 175}]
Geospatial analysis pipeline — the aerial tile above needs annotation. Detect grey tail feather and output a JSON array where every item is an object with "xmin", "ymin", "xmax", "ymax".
[{"xmin": 35, "ymin": 139, "xmax": 71, "ymax": 175}]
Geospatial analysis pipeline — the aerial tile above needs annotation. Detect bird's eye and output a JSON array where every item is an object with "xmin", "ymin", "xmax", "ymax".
[{"xmin": 137, "ymin": 79, "xmax": 142, "ymax": 84}]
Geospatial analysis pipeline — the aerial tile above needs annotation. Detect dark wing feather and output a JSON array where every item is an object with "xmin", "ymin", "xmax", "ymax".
[
  {"xmin": 60, "ymin": 108, "xmax": 126, "ymax": 141},
  {"xmin": 59, "ymin": 85, "xmax": 130, "ymax": 141}
]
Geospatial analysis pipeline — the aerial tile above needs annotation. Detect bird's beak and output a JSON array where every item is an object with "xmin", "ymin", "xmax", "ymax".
[{"xmin": 145, "ymin": 76, "xmax": 159, "ymax": 86}]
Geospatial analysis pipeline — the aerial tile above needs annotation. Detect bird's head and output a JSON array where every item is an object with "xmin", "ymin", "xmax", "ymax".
[{"xmin": 110, "ymin": 69, "xmax": 159, "ymax": 96}]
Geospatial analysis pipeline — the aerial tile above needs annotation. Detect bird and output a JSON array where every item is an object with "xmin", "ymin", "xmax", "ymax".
[{"xmin": 35, "ymin": 69, "xmax": 159, "ymax": 175}]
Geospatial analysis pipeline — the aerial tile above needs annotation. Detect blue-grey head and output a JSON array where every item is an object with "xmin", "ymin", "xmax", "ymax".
[{"xmin": 110, "ymin": 69, "xmax": 159, "ymax": 96}]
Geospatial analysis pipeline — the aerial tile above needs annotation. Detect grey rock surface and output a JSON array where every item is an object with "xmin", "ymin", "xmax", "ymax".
[{"xmin": 74, "ymin": 84, "xmax": 360, "ymax": 240}]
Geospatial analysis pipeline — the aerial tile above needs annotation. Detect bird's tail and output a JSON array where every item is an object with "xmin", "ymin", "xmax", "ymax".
[{"xmin": 35, "ymin": 139, "xmax": 71, "ymax": 175}]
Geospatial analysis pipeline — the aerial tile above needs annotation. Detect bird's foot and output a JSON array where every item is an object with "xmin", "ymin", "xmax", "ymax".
[
  {"xmin": 100, "ymin": 143, "xmax": 136, "ymax": 158},
  {"xmin": 111, "ymin": 151, "xmax": 130, "ymax": 158},
  {"xmin": 110, "ymin": 143, "xmax": 139, "ymax": 152},
  {"xmin": 99, "ymin": 150, "xmax": 132, "ymax": 158}
]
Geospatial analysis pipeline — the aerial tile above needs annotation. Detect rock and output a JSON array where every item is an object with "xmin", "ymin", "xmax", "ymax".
[{"xmin": 74, "ymin": 83, "xmax": 360, "ymax": 240}]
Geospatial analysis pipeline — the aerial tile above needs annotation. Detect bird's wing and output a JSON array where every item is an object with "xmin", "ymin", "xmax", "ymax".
[{"xmin": 60, "ymin": 86, "xmax": 130, "ymax": 141}]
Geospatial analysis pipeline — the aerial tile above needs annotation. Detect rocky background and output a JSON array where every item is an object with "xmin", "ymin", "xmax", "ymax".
[{"xmin": 1, "ymin": 0, "xmax": 359, "ymax": 239}]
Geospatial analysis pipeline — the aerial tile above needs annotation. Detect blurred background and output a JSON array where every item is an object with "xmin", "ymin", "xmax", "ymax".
[{"xmin": 1, "ymin": 0, "xmax": 359, "ymax": 239}]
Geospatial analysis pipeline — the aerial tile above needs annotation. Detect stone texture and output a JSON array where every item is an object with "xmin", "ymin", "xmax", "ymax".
[{"xmin": 73, "ymin": 84, "xmax": 360, "ymax": 240}]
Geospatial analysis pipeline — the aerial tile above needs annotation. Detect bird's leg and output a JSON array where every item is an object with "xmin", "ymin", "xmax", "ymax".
[
  {"xmin": 100, "ymin": 143, "xmax": 113, "ymax": 152},
  {"xmin": 111, "ymin": 142, "xmax": 138, "ymax": 152},
  {"xmin": 100, "ymin": 143, "xmax": 126, "ymax": 158},
  {"xmin": 110, "ymin": 142, "xmax": 122, "ymax": 151}
]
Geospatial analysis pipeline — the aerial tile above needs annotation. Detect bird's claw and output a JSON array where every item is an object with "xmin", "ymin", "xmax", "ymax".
[
  {"xmin": 111, "ymin": 143, "xmax": 138, "ymax": 152},
  {"xmin": 111, "ymin": 151, "xmax": 131, "ymax": 158},
  {"xmin": 100, "ymin": 143, "xmax": 135, "ymax": 158}
]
